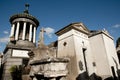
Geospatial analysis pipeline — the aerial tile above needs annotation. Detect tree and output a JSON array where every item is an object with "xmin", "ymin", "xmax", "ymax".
[{"xmin": 9, "ymin": 65, "xmax": 22, "ymax": 80}]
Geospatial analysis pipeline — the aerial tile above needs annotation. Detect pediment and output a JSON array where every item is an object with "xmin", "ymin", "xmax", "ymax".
[
  {"xmin": 55, "ymin": 22, "xmax": 90, "ymax": 36},
  {"xmin": 71, "ymin": 22, "xmax": 90, "ymax": 34}
]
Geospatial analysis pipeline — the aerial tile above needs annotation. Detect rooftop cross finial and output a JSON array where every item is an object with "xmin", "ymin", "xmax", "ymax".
[
  {"xmin": 24, "ymin": 3, "xmax": 30, "ymax": 14},
  {"xmin": 25, "ymin": 4, "xmax": 29, "ymax": 10},
  {"xmin": 38, "ymin": 27, "xmax": 46, "ymax": 46}
]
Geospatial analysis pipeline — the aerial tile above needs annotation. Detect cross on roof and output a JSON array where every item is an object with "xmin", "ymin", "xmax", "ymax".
[
  {"xmin": 38, "ymin": 28, "xmax": 46, "ymax": 46},
  {"xmin": 25, "ymin": 4, "xmax": 29, "ymax": 10},
  {"xmin": 24, "ymin": 3, "xmax": 30, "ymax": 14}
]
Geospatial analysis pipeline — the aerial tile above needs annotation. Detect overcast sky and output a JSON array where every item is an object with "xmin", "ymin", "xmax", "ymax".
[{"xmin": 0, "ymin": 0, "xmax": 120, "ymax": 52}]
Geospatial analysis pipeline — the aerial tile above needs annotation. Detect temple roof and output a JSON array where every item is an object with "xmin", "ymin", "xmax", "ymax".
[
  {"xmin": 9, "ymin": 4, "xmax": 39, "ymax": 26},
  {"xmin": 10, "ymin": 13, "xmax": 39, "ymax": 26},
  {"xmin": 89, "ymin": 30, "xmax": 113, "ymax": 39},
  {"xmin": 55, "ymin": 22, "xmax": 90, "ymax": 36}
]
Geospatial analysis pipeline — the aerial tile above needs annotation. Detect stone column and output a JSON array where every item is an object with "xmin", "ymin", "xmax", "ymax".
[
  {"xmin": 33, "ymin": 26, "xmax": 36, "ymax": 43},
  {"xmin": 33, "ymin": 77, "xmax": 37, "ymax": 80},
  {"xmin": 22, "ymin": 22, "xmax": 27, "ymax": 40},
  {"xmin": 29, "ymin": 24, "xmax": 33, "ymax": 41},
  {"xmin": 15, "ymin": 22, "xmax": 20, "ymax": 40},
  {"xmin": 10, "ymin": 24, "xmax": 15, "ymax": 37},
  {"xmin": 50, "ymin": 78, "xmax": 56, "ymax": 80}
]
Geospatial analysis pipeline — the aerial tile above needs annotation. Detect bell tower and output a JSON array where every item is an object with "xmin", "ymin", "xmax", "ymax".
[{"xmin": 2, "ymin": 4, "xmax": 39, "ymax": 80}]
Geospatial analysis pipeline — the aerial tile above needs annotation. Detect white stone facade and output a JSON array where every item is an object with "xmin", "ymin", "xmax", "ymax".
[{"xmin": 56, "ymin": 22, "xmax": 120, "ymax": 80}]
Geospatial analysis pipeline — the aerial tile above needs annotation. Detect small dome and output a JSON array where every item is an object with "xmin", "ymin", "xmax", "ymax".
[{"xmin": 10, "ymin": 13, "xmax": 39, "ymax": 26}]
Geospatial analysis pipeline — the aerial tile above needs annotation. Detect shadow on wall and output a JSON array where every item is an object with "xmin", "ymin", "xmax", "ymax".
[
  {"xmin": 76, "ymin": 71, "xmax": 89, "ymax": 80},
  {"xmin": 76, "ymin": 72, "xmax": 119, "ymax": 80},
  {"xmin": 0, "ymin": 64, "xmax": 4, "ymax": 80}
]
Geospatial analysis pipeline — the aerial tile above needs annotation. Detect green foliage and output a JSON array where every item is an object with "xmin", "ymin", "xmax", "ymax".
[
  {"xmin": 9, "ymin": 65, "xmax": 22, "ymax": 80},
  {"xmin": 9, "ymin": 65, "xmax": 17, "ymax": 72}
]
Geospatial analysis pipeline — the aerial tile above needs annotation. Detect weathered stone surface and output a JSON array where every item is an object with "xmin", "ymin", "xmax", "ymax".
[
  {"xmin": 30, "ymin": 58, "xmax": 69, "ymax": 65},
  {"xmin": 30, "ymin": 58, "xmax": 69, "ymax": 77},
  {"xmin": 22, "ymin": 75, "xmax": 32, "ymax": 80},
  {"xmin": 28, "ymin": 28, "xmax": 69, "ymax": 80}
]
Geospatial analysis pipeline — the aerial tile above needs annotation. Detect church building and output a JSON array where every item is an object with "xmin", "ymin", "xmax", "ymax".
[{"xmin": 1, "ymin": 4, "xmax": 120, "ymax": 80}]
